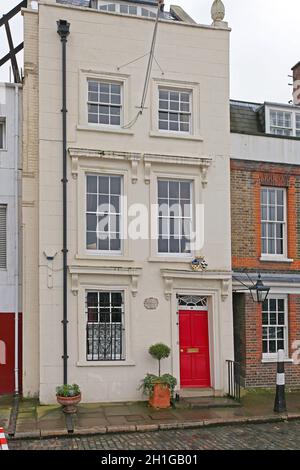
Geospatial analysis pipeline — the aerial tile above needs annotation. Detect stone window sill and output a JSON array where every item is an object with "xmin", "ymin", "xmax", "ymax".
[
  {"xmin": 75, "ymin": 254, "xmax": 134, "ymax": 262},
  {"xmin": 77, "ymin": 360, "xmax": 135, "ymax": 367},
  {"xmin": 260, "ymin": 256, "xmax": 294, "ymax": 263},
  {"xmin": 77, "ymin": 125, "xmax": 134, "ymax": 136},
  {"xmin": 148, "ymin": 256, "xmax": 191, "ymax": 263},
  {"xmin": 261, "ymin": 358, "xmax": 293, "ymax": 364},
  {"xmin": 149, "ymin": 130, "xmax": 203, "ymax": 142}
]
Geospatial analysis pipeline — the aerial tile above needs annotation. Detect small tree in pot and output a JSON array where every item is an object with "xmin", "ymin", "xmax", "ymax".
[
  {"xmin": 56, "ymin": 384, "xmax": 81, "ymax": 414},
  {"xmin": 140, "ymin": 343, "xmax": 177, "ymax": 409}
]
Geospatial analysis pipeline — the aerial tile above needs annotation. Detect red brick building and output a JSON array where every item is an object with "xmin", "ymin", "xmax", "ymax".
[{"xmin": 230, "ymin": 81, "xmax": 300, "ymax": 388}]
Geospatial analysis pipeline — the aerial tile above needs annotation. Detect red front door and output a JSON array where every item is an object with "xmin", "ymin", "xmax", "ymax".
[{"xmin": 179, "ymin": 309, "xmax": 211, "ymax": 388}]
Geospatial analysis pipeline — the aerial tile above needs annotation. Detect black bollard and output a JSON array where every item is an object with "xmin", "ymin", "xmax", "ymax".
[{"xmin": 274, "ymin": 349, "xmax": 287, "ymax": 413}]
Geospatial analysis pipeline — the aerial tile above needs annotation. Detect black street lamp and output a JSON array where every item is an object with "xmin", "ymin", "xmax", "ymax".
[
  {"xmin": 233, "ymin": 272, "xmax": 270, "ymax": 304},
  {"xmin": 248, "ymin": 274, "xmax": 270, "ymax": 304}
]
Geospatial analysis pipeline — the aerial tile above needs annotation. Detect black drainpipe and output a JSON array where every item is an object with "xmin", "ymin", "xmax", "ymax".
[{"xmin": 57, "ymin": 19, "xmax": 70, "ymax": 385}]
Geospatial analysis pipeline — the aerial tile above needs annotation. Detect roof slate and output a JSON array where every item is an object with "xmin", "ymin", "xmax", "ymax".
[{"xmin": 230, "ymin": 100, "xmax": 265, "ymax": 135}]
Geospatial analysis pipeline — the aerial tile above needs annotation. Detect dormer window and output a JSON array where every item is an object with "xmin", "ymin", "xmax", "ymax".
[
  {"xmin": 269, "ymin": 110, "xmax": 292, "ymax": 136},
  {"xmin": 267, "ymin": 107, "xmax": 300, "ymax": 137},
  {"xmin": 99, "ymin": 3, "xmax": 116, "ymax": 12},
  {"xmin": 97, "ymin": 1, "xmax": 157, "ymax": 18},
  {"xmin": 120, "ymin": 4, "xmax": 137, "ymax": 15}
]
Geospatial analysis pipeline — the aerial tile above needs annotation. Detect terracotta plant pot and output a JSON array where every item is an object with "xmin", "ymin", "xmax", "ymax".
[
  {"xmin": 56, "ymin": 393, "xmax": 81, "ymax": 414},
  {"xmin": 149, "ymin": 383, "xmax": 171, "ymax": 409}
]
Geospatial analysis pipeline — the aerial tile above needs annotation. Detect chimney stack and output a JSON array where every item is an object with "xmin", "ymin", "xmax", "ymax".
[{"xmin": 292, "ymin": 62, "xmax": 300, "ymax": 105}]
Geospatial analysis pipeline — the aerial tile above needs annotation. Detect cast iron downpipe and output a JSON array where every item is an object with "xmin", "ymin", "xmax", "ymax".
[{"xmin": 57, "ymin": 19, "xmax": 70, "ymax": 385}]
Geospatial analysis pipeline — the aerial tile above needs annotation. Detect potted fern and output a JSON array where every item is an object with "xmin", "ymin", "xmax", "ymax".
[
  {"xmin": 56, "ymin": 384, "xmax": 81, "ymax": 414},
  {"xmin": 140, "ymin": 343, "xmax": 177, "ymax": 409}
]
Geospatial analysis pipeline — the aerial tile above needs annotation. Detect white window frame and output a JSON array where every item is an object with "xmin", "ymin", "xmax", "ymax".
[
  {"xmin": 148, "ymin": 166, "xmax": 201, "ymax": 261},
  {"xmin": 266, "ymin": 106, "xmax": 300, "ymax": 137},
  {"xmin": 77, "ymin": 283, "xmax": 134, "ymax": 367},
  {"xmin": 158, "ymin": 88, "xmax": 192, "ymax": 134},
  {"xmin": 157, "ymin": 178, "xmax": 193, "ymax": 255},
  {"xmin": 78, "ymin": 70, "xmax": 130, "ymax": 135},
  {"xmin": 75, "ymin": 156, "xmax": 130, "ymax": 261},
  {"xmin": 87, "ymin": 80, "xmax": 122, "ymax": 127},
  {"xmin": 97, "ymin": 1, "xmax": 157, "ymax": 17},
  {"xmin": 86, "ymin": 173, "xmax": 123, "ymax": 255},
  {"xmin": 262, "ymin": 295, "xmax": 289, "ymax": 361},
  {"xmin": 151, "ymin": 79, "xmax": 202, "ymax": 141},
  {"xmin": 86, "ymin": 289, "xmax": 125, "ymax": 362},
  {"xmin": 261, "ymin": 187, "xmax": 287, "ymax": 259},
  {"xmin": 0, "ymin": 118, "xmax": 6, "ymax": 150}
]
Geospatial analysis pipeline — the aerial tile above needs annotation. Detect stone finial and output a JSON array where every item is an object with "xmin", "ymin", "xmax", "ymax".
[{"xmin": 211, "ymin": 0, "xmax": 225, "ymax": 22}]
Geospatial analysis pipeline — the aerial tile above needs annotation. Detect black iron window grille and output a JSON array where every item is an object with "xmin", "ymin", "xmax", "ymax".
[{"xmin": 86, "ymin": 291, "xmax": 125, "ymax": 361}]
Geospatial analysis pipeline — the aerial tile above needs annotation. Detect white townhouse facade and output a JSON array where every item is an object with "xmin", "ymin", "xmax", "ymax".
[
  {"xmin": 22, "ymin": 0, "xmax": 234, "ymax": 403},
  {"xmin": 0, "ymin": 82, "xmax": 22, "ymax": 396}
]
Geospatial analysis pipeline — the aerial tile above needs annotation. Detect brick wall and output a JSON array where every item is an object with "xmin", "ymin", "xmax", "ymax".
[
  {"xmin": 231, "ymin": 159, "xmax": 300, "ymax": 387},
  {"xmin": 231, "ymin": 159, "xmax": 300, "ymax": 271},
  {"xmin": 234, "ymin": 294, "xmax": 300, "ymax": 388}
]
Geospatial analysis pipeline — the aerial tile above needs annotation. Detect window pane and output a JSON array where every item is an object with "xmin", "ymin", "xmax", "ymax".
[
  {"xmin": 158, "ymin": 89, "xmax": 191, "ymax": 133},
  {"xmin": 261, "ymin": 187, "xmax": 285, "ymax": 256},
  {"xmin": 99, "ymin": 176, "xmax": 109, "ymax": 194},
  {"xmin": 88, "ymin": 113, "xmax": 98, "ymax": 123},
  {"xmin": 268, "ymin": 341, "xmax": 276, "ymax": 353},
  {"xmin": 99, "ymin": 114, "xmax": 109, "ymax": 125},
  {"xmin": 159, "ymin": 120, "xmax": 168, "ymax": 130},
  {"xmin": 110, "ymin": 115, "xmax": 120, "ymax": 125},
  {"xmin": 158, "ymin": 180, "xmax": 168, "ymax": 198},
  {"xmin": 262, "ymin": 297, "xmax": 287, "ymax": 357},
  {"xmin": 170, "ymin": 237, "xmax": 180, "ymax": 253},
  {"xmin": 88, "ymin": 80, "xmax": 122, "ymax": 126},
  {"xmin": 87, "ymin": 175, "xmax": 122, "ymax": 252},
  {"xmin": 170, "ymin": 101, "xmax": 179, "ymax": 111},
  {"xmin": 158, "ymin": 237, "xmax": 168, "ymax": 253},
  {"xmin": 87, "ymin": 214, "xmax": 97, "ymax": 231},
  {"xmin": 157, "ymin": 179, "xmax": 192, "ymax": 254},
  {"xmin": 87, "ymin": 175, "xmax": 97, "ymax": 193},
  {"xmin": 169, "ymin": 181, "xmax": 179, "ymax": 198},
  {"xmin": 87, "ymin": 231, "xmax": 97, "ymax": 250},
  {"xmin": 98, "ymin": 237, "xmax": 109, "ymax": 251}
]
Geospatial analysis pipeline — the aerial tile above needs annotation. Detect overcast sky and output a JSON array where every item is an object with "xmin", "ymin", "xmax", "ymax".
[{"xmin": 0, "ymin": 0, "xmax": 299, "ymax": 103}]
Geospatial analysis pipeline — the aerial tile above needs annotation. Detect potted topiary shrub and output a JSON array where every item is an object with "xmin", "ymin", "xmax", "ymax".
[
  {"xmin": 140, "ymin": 343, "xmax": 177, "ymax": 409},
  {"xmin": 56, "ymin": 384, "xmax": 81, "ymax": 414}
]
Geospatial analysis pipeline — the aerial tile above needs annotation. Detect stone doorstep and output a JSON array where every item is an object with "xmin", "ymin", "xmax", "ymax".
[{"xmin": 10, "ymin": 413, "xmax": 300, "ymax": 440}]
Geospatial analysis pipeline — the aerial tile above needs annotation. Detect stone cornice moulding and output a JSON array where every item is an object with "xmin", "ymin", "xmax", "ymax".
[
  {"xmin": 68, "ymin": 147, "xmax": 142, "ymax": 183},
  {"xmin": 160, "ymin": 269, "xmax": 231, "ymax": 301},
  {"xmin": 69, "ymin": 265, "xmax": 142, "ymax": 297},
  {"xmin": 143, "ymin": 154, "xmax": 212, "ymax": 187}
]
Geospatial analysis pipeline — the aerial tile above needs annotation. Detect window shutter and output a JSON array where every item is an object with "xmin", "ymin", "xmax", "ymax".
[{"xmin": 0, "ymin": 205, "xmax": 7, "ymax": 269}]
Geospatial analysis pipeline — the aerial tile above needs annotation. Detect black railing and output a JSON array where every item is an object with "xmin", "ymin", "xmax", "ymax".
[
  {"xmin": 86, "ymin": 323, "xmax": 124, "ymax": 361},
  {"xmin": 226, "ymin": 360, "xmax": 241, "ymax": 401}
]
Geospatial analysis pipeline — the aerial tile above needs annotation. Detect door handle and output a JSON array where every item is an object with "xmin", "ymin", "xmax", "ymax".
[{"xmin": 180, "ymin": 348, "xmax": 199, "ymax": 353}]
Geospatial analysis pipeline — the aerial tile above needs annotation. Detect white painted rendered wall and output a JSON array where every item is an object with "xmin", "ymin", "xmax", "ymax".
[
  {"xmin": 23, "ymin": 2, "xmax": 234, "ymax": 403},
  {"xmin": 0, "ymin": 83, "xmax": 22, "ymax": 314},
  {"xmin": 231, "ymin": 132, "xmax": 300, "ymax": 164}
]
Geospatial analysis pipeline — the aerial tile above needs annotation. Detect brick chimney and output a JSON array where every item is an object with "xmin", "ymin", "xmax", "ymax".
[{"xmin": 292, "ymin": 62, "xmax": 300, "ymax": 105}]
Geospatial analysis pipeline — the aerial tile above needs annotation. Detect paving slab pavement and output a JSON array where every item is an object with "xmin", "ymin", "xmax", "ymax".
[{"xmin": 0, "ymin": 390, "xmax": 300, "ymax": 440}]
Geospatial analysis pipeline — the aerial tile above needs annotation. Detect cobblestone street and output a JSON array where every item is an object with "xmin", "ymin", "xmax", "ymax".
[{"xmin": 8, "ymin": 420, "xmax": 300, "ymax": 450}]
